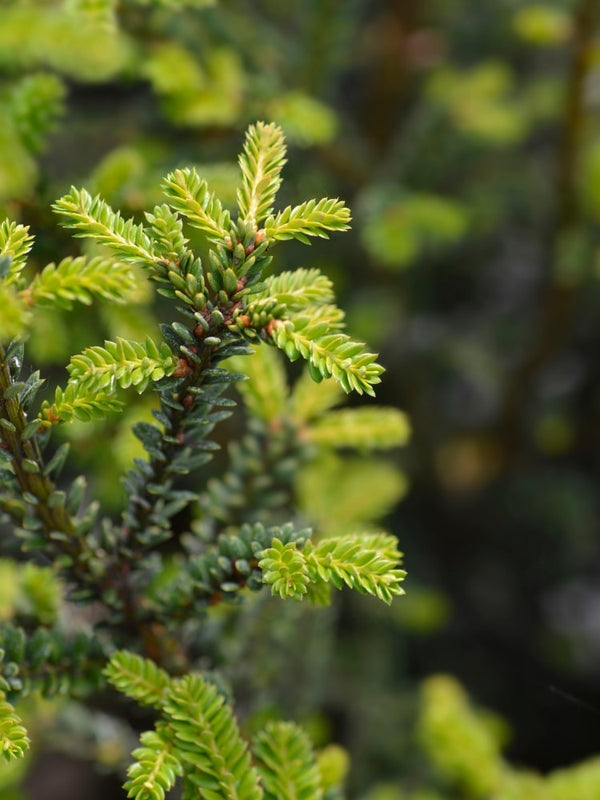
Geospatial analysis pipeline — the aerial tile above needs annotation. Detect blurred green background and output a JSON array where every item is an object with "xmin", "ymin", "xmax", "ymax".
[{"xmin": 1, "ymin": 0, "xmax": 600, "ymax": 797}]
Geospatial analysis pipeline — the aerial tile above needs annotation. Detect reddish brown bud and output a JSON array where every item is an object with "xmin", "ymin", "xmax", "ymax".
[
  {"xmin": 255, "ymin": 228, "xmax": 266, "ymax": 244},
  {"xmin": 266, "ymin": 319, "xmax": 280, "ymax": 337},
  {"xmin": 45, "ymin": 408, "xmax": 60, "ymax": 424},
  {"xmin": 173, "ymin": 358, "xmax": 192, "ymax": 378}
]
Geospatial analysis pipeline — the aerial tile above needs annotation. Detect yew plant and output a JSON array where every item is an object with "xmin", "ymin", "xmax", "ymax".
[{"xmin": 0, "ymin": 122, "xmax": 408, "ymax": 798}]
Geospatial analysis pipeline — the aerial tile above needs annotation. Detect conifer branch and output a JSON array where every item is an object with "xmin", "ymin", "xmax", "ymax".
[
  {"xmin": 0, "ymin": 120, "xmax": 405, "ymax": 798},
  {"xmin": 118, "ymin": 337, "xmax": 243, "ymax": 551},
  {"xmin": 53, "ymin": 187, "xmax": 157, "ymax": 266},
  {"xmin": 253, "ymin": 721, "xmax": 323, "ymax": 800},
  {"xmin": 259, "ymin": 533, "xmax": 406, "ymax": 605},
  {"xmin": 306, "ymin": 533, "xmax": 406, "ymax": 604},
  {"xmin": 0, "ymin": 344, "xmax": 130, "ymax": 607},
  {"xmin": 0, "ymin": 694, "xmax": 29, "ymax": 762},
  {"xmin": 0, "ymin": 342, "xmax": 81, "ymax": 557},
  {"xmin": 108, "ymin": 654, "xmax": 264, "ymax": 800},
  {"xmin": 195, "ymin": 416, "xmax": 303, "ymax": 536},
  {"xmin": 125, "ymin": 727, "xmax": 183, "ymax": 800},
  {"xmin": 0, "ymin": 624, "xmax": 107, "ymax": 702},
  {"xmin": 165, "ymin": 674, "xmax": 263, "ymax": 800},
  {"xmin": 306, "ymin": 407, "xmax": 411, "ymax": 450},
  {"xmin": 417, "ymin": 675, "xmax": 503, "ymax": 796},
  {"xmin": 154, "ymin": 522, "xmax": 311, "ymax": 618},
  {"xmin": 27, "ymin": 256, "xmax": 137, "ymax": 309},
  {"xmin": 39, "ymin": 382, "xmax": 124, "ymax": 424},
  {"xmin": 0, "ymin": 220, "xmax": 34, "ymax": 286},
  {"xmin": 161, "ymin": 168, "xmax": 230, "ymax": 244},
  {"xmin": 225, "ymin": 347, "xmax": 288, "ymax": 423},
  {"xmin": 65, "ymin": 337, "xmax": 176, "ymax": 395},
  {"xmin": 259, "ymin": 539, "xmax": 310, "ymax": 600},
  {"xmin": 265, "ymin": 198, "xmax": 351, "ymax": 244},
  {"xmin": 253, "ymin": 268, "xmax": 335, "ymax": 310},
  {"xmin": 9, "ymin": 72, "xmax": 66, "ymax": 155},
  {"xmin": 145, "ymin": 204, "xmax": 188, "ymax": 262},
  {"xmin": 268, "ymin": 312, "xmax": 384, "ymax": 396},
  {"xmin": 38, "ymin": 336, "xmax": 175, "ymax": 426},
  {"xmin": 104, "ymin": 651, "xmax": 171, "ymax": 709},
  {"xmin": 215, "ymin": 350, "xmax": 408, "ymax": 538},
  {"xmin": 237, "ymin": 121, "xmax": 287, "ymax": 226}
]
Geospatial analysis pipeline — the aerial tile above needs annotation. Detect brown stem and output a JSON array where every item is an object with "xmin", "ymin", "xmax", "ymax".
[
  {"xmin": 556, "ymin": 0, "xmax": 599, "ymax": 228},
  {"xmin": 119, "ymin": 338, "xmax": 218, "ymax": 546},
  {"xmin": 497, "ymin": 0, "xmax": 600, "ymax": 449},
  {"xmin": 0, "ymin": 345, "xmax": 144, "ymax": 629},
  {"xmin": 0, "ymin": 344, "xmax": 76, "ymax": 547}
]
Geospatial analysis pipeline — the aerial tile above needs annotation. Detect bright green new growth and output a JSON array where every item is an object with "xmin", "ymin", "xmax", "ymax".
[
  {"xmin": 53, "ymin": 186, "xmax": 157, "ymax": 266},
  {"xmin": 417, "ymin": 674, "xmax": 600, "ymax": 800},
  {"xmin": 0, "ymin": 221, "xmax": 34, "ymax": 285},
  {"xmin": 47, "ymin": 120, "xmax": 375, "ymax": 398},
  {"xmin": 0, "ymin": 220, "xmax": 137, "ymax": 344},
  {"xmin": 265, "ymin": 198, "xmax": 352, "ymax": 244},
  {"xmin": 40, "ymin": 382, "xmax": 125, "ymax": 424},
  {"xmin": 242, "ymin": 268, "xmax": 384, "ymax": 393},
  {"xmin": 28, "ymin": 256, "xmax": 136, "ymax": 309},
  {"xmin": 162, "ymin": 167, "xmax": 230, "ymax": 243},
  {"xmin": 166, "ymin": 674, "xmax": 263, "ymax": 800},
  {"xmin": 105, "ymin": 652, "xmax": 333, "ymax": 800},
  {"xmin": 104, "ymin": 651, "xmax": 171, "ymax": 709},
  {"xmin": 254, "ymin": 268, "xmax": 336, "ymax": 309},
  {"xmin": 9, "ymin": 72, "xmax": 66, "ymax": 155},
  {"xmin": 260, "ymin": 533, "xmax": 406, "ymax": 604},
  {"xmin": 37, "ymin": 338, "xmax": 176, "ymax": 424},
  {"xmin": 268, "ymin": 312, "xmax": 383, "ymax": 395},
  {"xmin": 305, "ymin": 407, "xmax": 411, "ymax": 450},
  {"xmin": 125, "ymin": 728, "xmax": 183, "ymax": 800},
  {"xmin": 0, "ymin": 559, "xmax": 61, "ymax": 625},
  {"xmin": 0, "ymin": 696, "xmax": 29, "ymax": 762},
  {"xmin": 253, "ymin": 721, "xmax": 323, "ymax": 800},
  {"xmin": 418, "ymin": 675, "xmax": 502, "ymax": 797},
  {"xmin": 66, "ymin": 337, "xmax": 175, "ymax": 394},
  {"xmin": 237, "ymin": 121, "xmax": 287, "ymax": 226}
]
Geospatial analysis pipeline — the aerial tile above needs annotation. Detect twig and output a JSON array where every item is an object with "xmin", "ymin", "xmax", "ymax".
[{"xmin": 497, "ymin": 0, "xmax": 600, "ymax": 449}]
